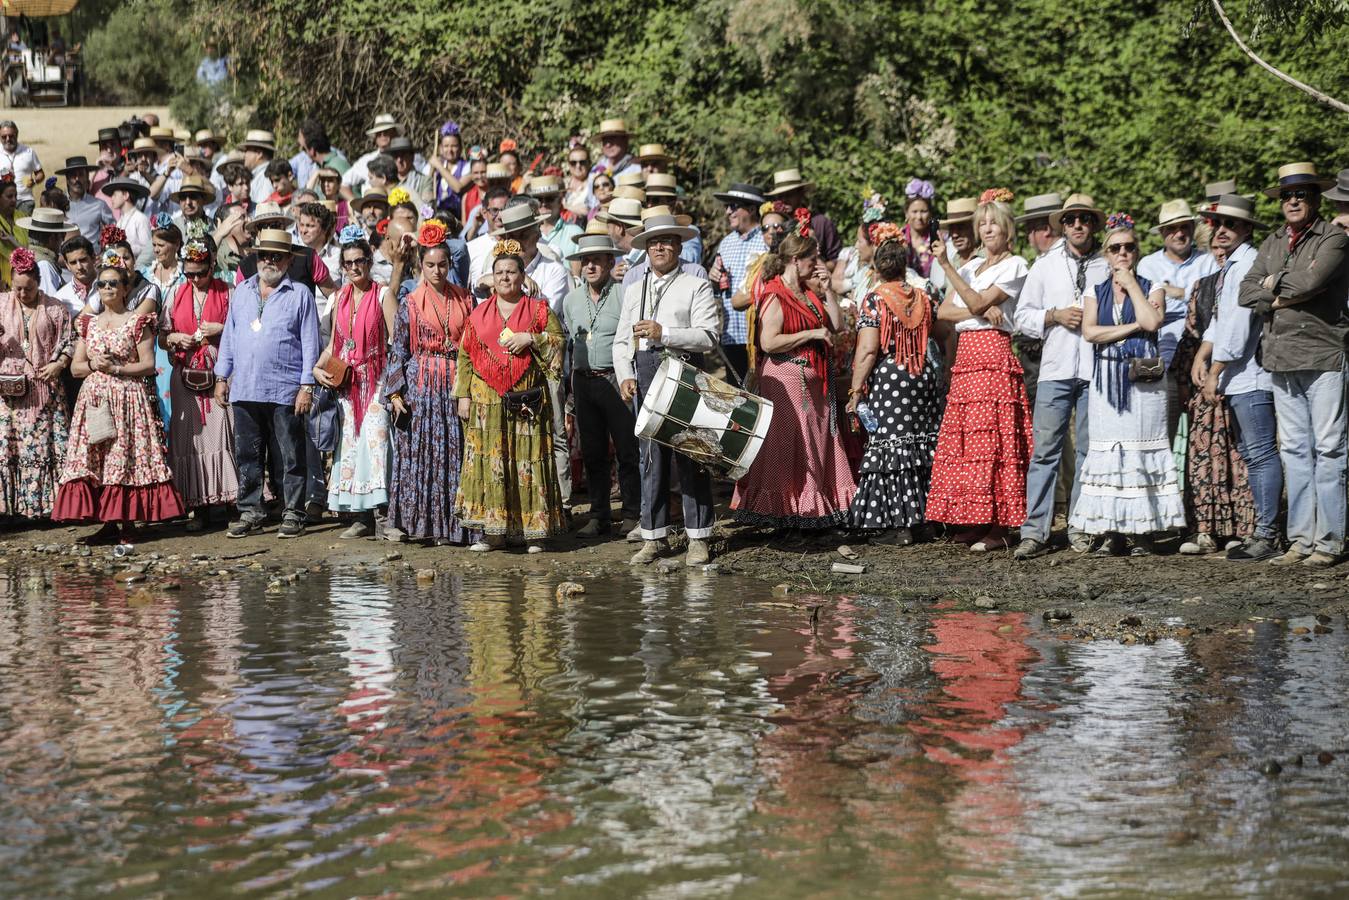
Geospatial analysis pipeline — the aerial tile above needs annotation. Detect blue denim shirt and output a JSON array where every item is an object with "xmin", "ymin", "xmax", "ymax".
[{"xmin": 215, "ymin": 275, "xmax": 321, "ymax": 404}]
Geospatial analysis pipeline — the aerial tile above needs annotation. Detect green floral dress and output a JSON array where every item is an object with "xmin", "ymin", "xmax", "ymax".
[{"xmin": 453, "ymin": 308, "xmax": 566, "ymax": 540}]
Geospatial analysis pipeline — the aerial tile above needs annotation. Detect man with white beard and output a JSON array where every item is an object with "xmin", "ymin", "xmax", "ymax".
[{"xmin": 213, "ymin": 228, "xmax": 322, "ymax": 539}]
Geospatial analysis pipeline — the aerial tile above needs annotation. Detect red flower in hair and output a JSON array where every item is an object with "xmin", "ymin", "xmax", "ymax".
[
  {"xmin": 794, "ymin": 207, "xmax": 812, "ymax": 237},
  {"xmin": 9, "ymin": 247, "xmax": 35, "ymax": 275},
  {"xmin": 375, "ymin": 217, "xmax": 390, "ymax": 237},
  {"xmin": 417, "ymin": 219, "xmax": 448, "ymax": 248},
  {"xmin": 0, "ymin": 171, "xmax": 13, "ymax": 185},
  {"xmin": 499, "ymin": 138, "xmax": 518, "ymax": 154},
  {"xmin": 99, "ymin": 224, "xmax": 126, "ymax": 250}
]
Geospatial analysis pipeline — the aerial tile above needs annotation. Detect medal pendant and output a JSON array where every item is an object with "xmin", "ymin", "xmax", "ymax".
[
  {"xmin": 344, "ymin": 338, "xmax": 356, "ymax": 353},
  {"xmin": 20, "ymin": 340, "xmax": 28, "ymax": 354},
  {"xmin": 251, "ymin": 319, "xmax": 263, "ymax": 332}
]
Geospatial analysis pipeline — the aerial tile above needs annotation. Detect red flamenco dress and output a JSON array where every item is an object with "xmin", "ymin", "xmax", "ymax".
[
  {"xmin": 52, "ymin": 314, "xmax": 185, "ymax": 524},
  {"xmin": 731, "ymin": 276, "xmax": 856, "ymax": 528}
]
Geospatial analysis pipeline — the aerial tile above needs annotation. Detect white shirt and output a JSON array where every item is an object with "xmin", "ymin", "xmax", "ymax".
[
  {"xmin": 55, "ymin": 280, "xmax": 91, "ymax": 317},
  {"xmin": 526, "ymin": 245, "xmax": 570, "ymax": 318},
  {"xmin": 0, "ymin": 143, "xmax": 42, "ymax": 204},
  {"xmin": 950, "ymin": 255, "xmax": 1027, "ymax": 333},
  {"xmin": 1201, "ymin": 242, "xmax": 1271, "ymax": 396},
  {"xmin": 342, "ymin": 148, "xmax": 429, "ymax": 195},
  {"xmin": 249, "ymin": 161, "xmax": 272, "ymax": 205},
  {"xmin": 116, "ymin": 205, "xmax": 153, "ymax": 267},
  {"xmin": 612, "ymin": 268, "xmax": 721, "ymax": 384},
  {"xmin": 1138, "ymin": 247, "xmax": 1216, "ymax": 367},
  {"xmin": 466, "ymin": 232, "xmax": 497, "ymax": 287},
  {"xmin": 1013, "ymin": 242, "xmax": 1111, "ymax": 383}
]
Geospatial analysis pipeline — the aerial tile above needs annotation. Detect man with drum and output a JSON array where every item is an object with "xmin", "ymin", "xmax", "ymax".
[{"xmin": 614, "ymin": 211, "xmax": 722, "ymax": 567}]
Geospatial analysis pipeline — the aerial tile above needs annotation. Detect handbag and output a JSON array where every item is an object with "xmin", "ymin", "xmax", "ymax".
[
  {"xmin": 1128, "ymin": 357, "xmax": 1166, "ymax": 382},
  {"xmin": 85, "ymin": 400, "xmax": 116, "ymax": 445},
  {"xmin": 502, "ymin": 386, "xmax": 546, "ymax": 420},
  {"xmin": 0, "ymin": 373, "xmax": 28, "ymax": 398},
  {"xmin": 181, "ymin": 367, "xmax": 215, "ymax": 393},
  {"xmin": 307, "ymin": 384, "xmax": 340, "ymax": 452},
  {"xmin": 320, "ymin": 354, "xmax": 350, "ymax": 388}
]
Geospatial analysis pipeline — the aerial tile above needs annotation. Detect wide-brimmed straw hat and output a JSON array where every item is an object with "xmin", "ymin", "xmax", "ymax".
[
  {"xmin": 351, "ymin": 190, "xmax": 388, "ymax": 212},
  {"xmin": 1203, "ymin": 178, "xmax": 1237, "ymax": 204},
  {"xmin": 645, "ymin": 172, "xmax": 678, "ymax": 198},
  {"xmin": 938, "ymin": 196, "xmax": 978, "ymax": 226},
  {"xmin": 1048, "ymin": 193, "xmax": 1105, "ymax": 230},
  {"xmin": 1263, "ymin": 162, "xmax": 1334, "ymax": 199},
  {"xmin": 89, "ymin": 127, "xmax": 120, "ymax": 146},
  {"xmin": 16, "ymin": 207, "xmax": 78, "ymax": 233},
  {"xmin": 527, "ymin": 174, "xmax": 564, "ymax": 198},
  {"xmin": 635, "ymin": 143, "xmax": 670, "ymax": 164},
  {"xmin": 485, "ymin": 162, "xmax": 511, "ymax": 181},
  {"xmin": 597, "ymin": 197, "xmax": 644, "ymax": 229},
  {"xmin": 641, "ymin": 204, "xmax": 693, "ymax": 228},
  {"xmin": 148, "ymin": 126, "xmax": 175, "ymax": 144},
  {"xmin": 194, "ymin": 128, "xmax": 223, "ymax": 147},
  {"xmin": 1198, "ymin": 194, "xmax": 1266, "ymax": 229},
  {"xmin": 612, "ymin": 185, "xmax": 646, "ymax": 203},
  {"xmin": 253, "ymin": 228, "xmax": 297, "ymax": 255},
  {"xmin": 1014, "ymin": 192, "xmax": 1064, "ymax": 224},
  {"xmin": 316, "ymin": 166, "xmax": 342, "ymax": 181},
  {"xmin": 172, "ymin": 174, "xmax": 216, "ymax": 202},
  {"xmin": 129, "ymin": 137, "xmax": 157, "ymax": 156},
  {"xmin": 247, "ymin": 201, "xmax": 292, "ymax": 230},
  {"xmin": 1324, "ymin": 169, "xmax": 1349, "ymax": 203},
  {"xmin": 1148, "ymin": 199, "xmax": 1196, "ymax": 234},
  {"xmin": 240, "ymin": 129, "xmax": 276, "ymax": 152},
  {"xmin": 566, "ymin": 231, "xmax": 624, "ymax": 261},
  {"xmin": 99, "ymin": 177, "xmax": 149, "ymax": 201},
  {"xmin": 55, "ymin": 155, "xmax": 100, "ymax": 176},
  {"xmin": 712, "ymin": 182, "xmax": 764, "ymax": 206},
  {"xmin": 490, "ymin": 204, "xmax": 549, "ymax": 236},
  {"xmin": 365, "ymin": 114, "xmax": 400, "ymax": 137},
  {"xmin": 614, "ymin": 171, "xmax": 645, "ymax": 189},
  {"xmin": 764, "ymin": 168, "xmax": 813, "ymax": 197},
  {"xmin": 596, "ymin": 118, "xmax": 631, "ymax": 138},
  {"xmin": 631, "ymin": 212, "xmax": 696, "ymax": 250}
]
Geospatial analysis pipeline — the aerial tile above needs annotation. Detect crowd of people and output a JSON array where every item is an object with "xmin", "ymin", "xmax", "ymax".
[{"xmin": 0, "ymin": 110, "xmax": 1346, "ymax": 569}]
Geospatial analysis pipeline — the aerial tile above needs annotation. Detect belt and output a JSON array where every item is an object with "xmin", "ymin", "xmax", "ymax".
[{"xmin": 576, "ymin": 368, "xmax": 614, "ymax": 377}]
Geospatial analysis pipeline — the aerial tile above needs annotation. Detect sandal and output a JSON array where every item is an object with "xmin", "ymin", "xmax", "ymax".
[
  {"xmin": 468, "ymin": 541, "xmax": 495, "ymax": 552},
  {"xmin": 970, "ymin": 535, "xmax": 1012, "ymax": 552}
]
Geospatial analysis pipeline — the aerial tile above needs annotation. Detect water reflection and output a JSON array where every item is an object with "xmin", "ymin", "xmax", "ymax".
[{"xmin": 0, "ymin": 567, "xmax": 1345, "ymax": 896}]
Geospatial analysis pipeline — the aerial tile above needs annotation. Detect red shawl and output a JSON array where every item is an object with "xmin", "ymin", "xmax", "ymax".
[
  {"xmin": 756, "ymin": 276, "xmax": 828, "ymax": 382},
  {"xmin": 463, "ymin": 294, "xmax": 550, "ymax": 397},
  {"xmin": 872, "ymin": 281, "xmax": 932, "ymax": 377},
  {"xmin": 406, "ymin": 280, "xmax": 473, "ymax": 390},
  {"xmin": 333, "ymin": 281, "xmax": 388, "ymax": 434},
  {"xmin": 170, "ymin": 278, "xmax": 230, "ymax": 424}
]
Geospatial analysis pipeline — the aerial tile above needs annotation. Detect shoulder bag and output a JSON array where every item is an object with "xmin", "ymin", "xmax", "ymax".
[{"xmin": 85, "ymin": 400, "xmax": 116, "ymax": 445}]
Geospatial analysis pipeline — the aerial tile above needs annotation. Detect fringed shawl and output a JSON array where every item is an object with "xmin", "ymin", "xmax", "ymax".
[{"xmin": 1093, "ymin": 274, "xmax": 1155, "ymax": 414}]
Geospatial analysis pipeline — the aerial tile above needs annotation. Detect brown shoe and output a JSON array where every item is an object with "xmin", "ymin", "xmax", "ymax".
[
  {"xmin": 684, "ymin": 539, "xmax": 710, "ymax": 567},
  {"xmin": 630, "ymin": 540, "xmax": 666, "ymax": 565},
  {"xmin": 1269, "ymin": 548, "xmax": 1310, "ymax": 566},
  {"xmin": 1301, "ymin": 551, "xmax": 1341, "ymax": 568}
]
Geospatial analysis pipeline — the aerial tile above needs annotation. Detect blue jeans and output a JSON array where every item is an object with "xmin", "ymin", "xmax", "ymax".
[
  {"xmin": 1227, "ymin": 390, "xmax": 1282, "ymax": 541},
  {"xmin": 1022, "ymin": 378, "xmax": 1089, "ymax": 542},
  {"xmin": 1272, "ymin": 370, "xmax": 1347, "ymax": 555},
  {"xmin": 234, "ymin": 401, "xmax": 306, "ymax": 524}
]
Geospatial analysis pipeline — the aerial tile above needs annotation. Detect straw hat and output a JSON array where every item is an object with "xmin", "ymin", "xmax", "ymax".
[
  {"xmin": 129, "ymin": 137, "xmax": 157, "ymax": 156},
  {"xmin": 148, "ymin": 126, "xmax": 175, "ymax": 144},
  {"xmin": 485, "ymin": 162, "xmax": 511, "ymax": 181},
  {"xmin": 527, "ymin": 174, "xmax": 564, "ymax": 197},
  {"xmin": 612, "ymin": 185, "xmax": 646, "ymax": 203},
  {"xmin": 1324, "ymin": 169, "xmax": 1349, "ymax": 203},
  {"xmin": 1262, "ymin": 162, "xmax": 1334, "ymax": 199},
  {"xmin": 635, "ymin": 143, "xmax": 670, "ymax": 164},
  {"xmin": 365, "ymin": 114, "xmax": 400, "ymax": 137},
  {"xmin": 1198, "ymin": 193, "xmax": 1266, "ymax": 229},
  {"xmin": 641, "ymin": 203, "xmax": 693, "ymax": 227},
  {"xmin": 247, "ymin": 201, "xmax": 292, "ymax": 230},
  {"xmin": 581, "ymin": 217, "xmax": 611, "ymax": 237},
  {"xmin": 386, "ymin": 136, "xmax": 415, "ymax": 155},
  {"xmin": 615, "ymin": 171, "xmax": 645, "ymax": 188},
  {"xmin": 240, "ymin": 129, "xmax": 276, "ymax": 152},
  {"xmin": 938, "ymin": 196, "xmax": 978, "ymax": 226},
  {"xmin": 645, "ymin": 172, "xmax": 678, "ymax": 197},
  {"xmin": 1203, "ymin": 178, "xmax": 1237, "ymax": 203},
  {"xmin": 597, "ymin": 197, "xmax": 644, "ymax": 229},
  {"xmin": 764, "ymin": 168, "xmax": 813, "ymax": 197},
  {"xmin": 55, "ymin": 155, "xmax": 100, "ymax": 176},
  {"xmin": 194, "ymin": 129, "xmax": 222, "ymax": 147},
  {"xmin": 631, "ymin": 212, "xmax": 696, "ymax": 249},
  {"xmin": 253, "ymin": 228, "xmax": 297, "ymax": 254},
  {"xmin": 16, "ymin": 207, "xmax": 78, "ymax": 233},
  {"xmin": 99, "ymin": 177, "xmax": 149, "ymax": 201},
  {"xmin": 1014, "ymin": 192, "xmax": 1064, "ymax": 224},
  {"xmin": 316, "ymin": 166, "xmax": 342, "ymax": 181},
  {"xmin": 173, "ymin": 128, "xmax": 192, "ymax": 143},
  {"xmin": 1048, "ymin": 193, "xmax": 1105, "ymax": 230},
  {"xmin": 1148, "ymin": 199, "xmax": 1196, "ymax": 234},
  {"xmin": 490, "ymin": 204, "xmax": 549, "ymax": 236},
  {"xmin": 351, "ymin": 191, "xmax": 388, "ymax": 213},
  {"xmin": 596, "ymin": 118, "xmax": 631, "ymax": 138},
  {"xmin": 712, "ymin": 182, "xmax": 765, "ymax": 206},
  {"xmin": 566, "ymin": 231, "xmax": 624, "ymax": 261},
  {"xmin": 171, "ymin": 174, "xmax": 216, "ymax": 202}
]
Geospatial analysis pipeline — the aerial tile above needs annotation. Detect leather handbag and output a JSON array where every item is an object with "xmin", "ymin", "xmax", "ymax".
[
  {"xmin": 320, "ymin": 354, "xmax": 350, "ymax": 389},
  {"xmin": 1128, "ymin": 356, "xmax": 1166, "ymax": 382},
  {"xmin": 182, "ymin": 367, "xmax": 215, "ymax": 393},
  {"xmin": 85, "ymin": 400, "xmax": 116, "ymax": 445},
  {"xmin": 502, "ymin": 386, "xmax": 546, "ymax": 420},
  {"xmin": 307, "ymin": 384, "xmax": 340, "ymax": 453},
  {"xmin": 0, "ymin": 373, "xmax": 28, "ymax": 398}
]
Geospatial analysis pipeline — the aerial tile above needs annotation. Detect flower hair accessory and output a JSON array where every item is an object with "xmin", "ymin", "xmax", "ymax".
[
  {"xmin": 979, "ymin": 187, "xmax": 1014, "ymax": 205},
  {"xmin": 338, "ymin": 223, "xmax": 366, "ymax": 245},
  {"xmin": 44, "ymin": 176, "xmax": 57, "ymax": 191},
  {"xmin": 184, "ymin": 219, "xmax": 208, "ymax": 241},
  {"xmin": 499, "ymin": 139, "xmax": 517, "ymax": 154},
  {"xmin": 385, "ymin": 186, "xmax": 412, "ymax": 207},
  {"xmin": 0, "ymin": 171, "xmax": 13, "ymax": 185},
  {"xmin": 152, "ymin": 212, "xmax": 174, "ymax": 229},
  {"xmin": 770, "ymin": 199, "xmax": 792, "ymax": 216},
  {"xmin": 99, "ymin": 224, "xmax": 126, "ymax": 249},
  {"xmin": 9, "ymin": 247, "xmax": 34, "ymax": 275},
  {"xmin": 759, "ymin": 200, "xmax": 775, "ymax": 217},
  {"xmin": 492, "ymin": 239, "xmax": 523, "ymax": 259},
  {"xmin": 861, "ymin": 192, "xmax": 888, "ymax": 224},
  {"xmin": 1105, "ymin": 212, "xmax": 1135, "ymax": 231},
  {"xmin": 99, "ymin": 249, "xmax": 126, "ymax": 270},
  {"xmin": 905, "ymin": 178, "xmax": 935, "ymax": 200},
  {"xmin": 439, "ymin": 120, "xmax": 461, "ymax": 137},
  {"xmin": 868, "ymin": 222, "xmax": 903, "ymax": 246},
  {"xmin": 375, "ymin": 218, "xmax": 390, "ymax": 237},
  {"xmin": 469, "ymin": 145, "xmax": 488, "ymax": 161},
  {"xmin": 181, "ymin": 239, "xmax": 211, "ymax": 263},
  {"xmin": 793, "ymin": 207, "xmax": 812, "ymax": 237},
  {"xmin": 417, "ymin": 219, "xmax": 448, "ymax": 248}
]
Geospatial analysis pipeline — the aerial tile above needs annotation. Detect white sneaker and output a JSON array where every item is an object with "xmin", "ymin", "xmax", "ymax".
[
  {"xmin": 1179, "ymin": 533, "xmax": 1217, "ymax": 555},
  {"xmin": 469, "ymin": 541, "xmax": 494, "ymax": 552}
]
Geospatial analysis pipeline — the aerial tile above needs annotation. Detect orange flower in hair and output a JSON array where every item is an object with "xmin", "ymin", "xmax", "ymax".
[
  {"xmin": 793, "ymin": 207, "xmax": 812, "ymax": 237},
  {"xmin": 417, "ymin": 219, "xmax": 448, "ymax": 248},
  {"xmin": 979, "ymin": 187, "xmax": 1014, "ymax": 205},
  {"xmin": 492, "ymin": 239, "xmax": 523, "ymax": 259},
  {"xmin": 868, "ymin": 222, "xmax": 903, "ymax": 247}
]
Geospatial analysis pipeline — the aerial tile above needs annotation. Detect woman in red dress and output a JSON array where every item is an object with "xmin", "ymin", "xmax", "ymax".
[{"xmin": 732, "ymin": 223, "xmax": 857, "ymax": 531}]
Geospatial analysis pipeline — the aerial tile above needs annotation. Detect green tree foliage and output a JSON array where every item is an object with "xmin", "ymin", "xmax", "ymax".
[
  {"xmin": 84, "ymin": 0, "xmax": 1349, "ymax": 242},
  {"xmin": 83, "ymin": 0, "xmax": 196, "ymax": 103}
]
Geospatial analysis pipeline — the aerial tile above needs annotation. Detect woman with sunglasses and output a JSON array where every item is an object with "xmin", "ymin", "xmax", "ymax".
[
  {"xmin": 1070, "ymin": 213, "xmax": 1185, "ymax": 555},
  {"xmin": 564, "ymin": 146, "xmax": 590, "ymax": 220},
  {"xmin": 315, "ymin": 227, "xmax": 396, "ymax": 538},
  {"xmin": 53, "ymin": 257, "xmax": 185, "ymax": 544},
  {"xmin": 588, "ymin": 175, "xmax": 615, "ymax": 221},
  {"xmin": 159, "ymin": 237, "xmax": 237, "ymax": 528},
  {"xmin": 384, "ymin": 220, "xmax": 477, "ymax": 545}
]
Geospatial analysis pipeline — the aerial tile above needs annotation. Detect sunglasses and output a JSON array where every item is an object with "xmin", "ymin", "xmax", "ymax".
[
  {"xmin": 342, "ymin": 257, "xmax": 371, "ymax": 268},
  {"xmin": 646, "ymin": 236, "xmax": 679, "ymax": 248},
  {"xmin": 1205, "ymin": 215, "xmax": 1243, "ymax": 230},
  {"xmin": 95, "ymin": 279, "xmax": 124, "ymax": 289},
  {"xmin": 568, "ymin": 158, "xmax": 588, "ymax": 166},
  {"xmin": 485, "ymin": 206, "xmax": 506, "ymax": 216},
  {"xmin": 258, "ymin": 251, "xmax": 289, "ymax": 263},
  {"xmin": 1280, "ymin": 189, "xmax": 1314, "ymax": 202},
  {"xmin": 184, "ymin": 269, "xmax": 210, "ymax": 279},
  {"xmin": 763, "ymin": 223, "xmax": 787, "ymax": 232},
  {"xmin": 1104, "ymin": 242, "xmax": 1138, "ymax": 255},
  {"xmin": 1061, "ymin": 213, "xmax": 1096, "ymax": 227}
]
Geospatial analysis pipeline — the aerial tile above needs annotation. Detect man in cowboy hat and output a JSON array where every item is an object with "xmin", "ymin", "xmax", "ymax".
[
  {"xmin": 1012, "ymin": 193, "xmax": 1110, "ymax": 560},
  {"xmin": 16, "ymin": 207, "xmax": 77, "ymax": 297},
  {"xmin": 621, "ymin": 204, "xmax": 707, "ymax": 290},
  {"xmin": 0, "ymin": 120, "xmax": 43, "ymax": 212},
  {"xmin": 1139, "ymin": 199, "xmax": 1216, "ymax": 375},
  {"xmin": 529, "ymin": 174, "xmax": 583, "ymax": 275},
  {"xmin": 238, "ymin": 203, "xmax": 337, "ymax": 300},
  {"xmin": 1187, "ymin": 195, "xmax": 1281, "ymax": 562},
  {"xmin": 612, "ymin": 210, "xmax": 721, "ymax": 567},
  {"xmin": 764, "ymin": 167, "xmax": 842, "ymax": 267},
  {"xmin": 214, "ymin": 227, "xmax": 322, "ymax": 539},
  {"xmin": 595, "ymin": 196, "xmax": 643, "ymax": 282},
  {"xmin": 635, "ymin": 143, "xmax": 670, "ymax": 176},
  {"xmin": 1011, "ymin": 192, "xmax": 1065, "ymax": 406},
  {"xmin": 171, "ymin": 174, "xmax": 215, "ymax": 236},
  {"xmin": 1325, "ymin": 168, "xmax": 1349, "ymax": 233},
  {"xmin": 238, "ymin": 129, "xmax": 277, "ymax": 204},
  {"xmin": 1240, "ymin": 162, "xmax": 1349, "ymax": 567},
  {"xmin": 587, "ymin": 117, "xmax": 640, "ymax": 210},
  {"xmin": 342, "ymin": 114, "xmax": 426, "ymax": 200},
  {"xmin": 563, "ymin": 223, "xmax": 641, "ymax": 540},
  {"xmin": 101, "ymin": 176, "xmax": 152, "ymax": 265},
  {"xmin": 709, "ymin": 181, "xmax": 768, "ymax": 379},
  {"xmin": 89, "ymin": 126, "xmax": 124, "ymax": 206},
  {"xmin": 938, "ymin": 196, "xmax": 980, "ymax": 280},
  {"xmin": 387, "ymin": 136, "xmax": 432, "ymax": 203},
  {"xmin": 57, "ymin": 156, "xmax": 115, "ymax": 244},
  {"xmin": 144, "ymin": 126, "xmax": 186, "ymax": 211}
]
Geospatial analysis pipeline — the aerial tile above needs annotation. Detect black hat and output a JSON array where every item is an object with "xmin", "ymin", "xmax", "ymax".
[
  {"xmin": 711, "ymin": 182, "xmax": 765, "ymax": 206},
  {"xmin": 99, "ymin": 177, "xmax": 150, "ymax": 200},
  {"xmin": 89, "ymin": 127, "xmax": 121, "ymax": 146},
  {"xmin": 56, "ymin": 155, "xmax": 101, "ymax": 176},
  {"xmin": 386, "ymin": 136, "xmax": 415, "ymax": 155}
]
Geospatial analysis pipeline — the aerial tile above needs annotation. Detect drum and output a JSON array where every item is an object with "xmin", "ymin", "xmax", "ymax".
[{"xmin": 634, "ymin": 355, "xmax": 774, "ymax": 481}]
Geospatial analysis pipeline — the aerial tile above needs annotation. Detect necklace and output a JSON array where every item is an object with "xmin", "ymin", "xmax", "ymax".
[{"xmin": 19, "ymin": 305, "xmax": 34, "ymax": 354}]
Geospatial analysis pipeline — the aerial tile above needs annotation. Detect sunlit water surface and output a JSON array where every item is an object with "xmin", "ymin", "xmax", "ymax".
[{"xmin": 0, "ymin": 568, "xmax": 1345, "ymax": 897}]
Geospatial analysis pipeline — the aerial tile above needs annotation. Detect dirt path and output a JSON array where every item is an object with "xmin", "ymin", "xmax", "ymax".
[{"xmin": 2, "ymin": 105, "xmax": 173, "ymax": 171}]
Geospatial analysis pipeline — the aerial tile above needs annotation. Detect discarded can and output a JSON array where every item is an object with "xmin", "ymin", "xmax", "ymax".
[{"xmin": 113, "ymin": 543, "xmax": 135, "ymax": 558}]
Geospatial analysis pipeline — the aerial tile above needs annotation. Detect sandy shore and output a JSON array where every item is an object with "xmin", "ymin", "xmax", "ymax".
[{"xmin": 3, "ymin": 105, "xmax": 173, "ymax": 171}]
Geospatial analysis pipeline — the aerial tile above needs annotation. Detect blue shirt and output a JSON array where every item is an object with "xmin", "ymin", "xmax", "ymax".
[
  {"xmin": 715, "ymin": 226, "xmax": 768, "ymax": 345},
  {"xmin": 1202, "ymin": 242, "xmax": 1271, "ymax": 396},
  {"xmin": 215, "ymin": 276, "xmax": 321, "ymax": 404},
  {"xmin": 681, "ymin": 228, "xmax": 704, "ymax": 268},
  {"xmin": 196, "ymin": 56, "xmax": 228, "ymax": 87},
  {"xmin": 1138, "ymin": 247, "xmax": 1216, "ymax": 367}
]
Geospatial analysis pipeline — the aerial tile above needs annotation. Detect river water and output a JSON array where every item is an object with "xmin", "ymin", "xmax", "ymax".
[{"xmin": 1, "ymin": 567, "xmax": 1345, "ymax": 897}]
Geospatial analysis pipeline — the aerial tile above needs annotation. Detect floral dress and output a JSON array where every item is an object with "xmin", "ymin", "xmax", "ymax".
[
  {"xmin": 0, "ymin": 292, "xmax": 71, "ymax": 518},
  {"xmin": 52, "ymin": 314, "xmax": 185, "ymax": 523},
  {"xmin": 328, "ymin": 283, "xmax": 389, "ymax": 513}
]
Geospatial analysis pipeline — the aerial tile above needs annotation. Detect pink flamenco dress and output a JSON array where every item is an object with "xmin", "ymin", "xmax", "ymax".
[{"xmin": 52, "ymin": 313, "xmax": 185, "ymax": 529}]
